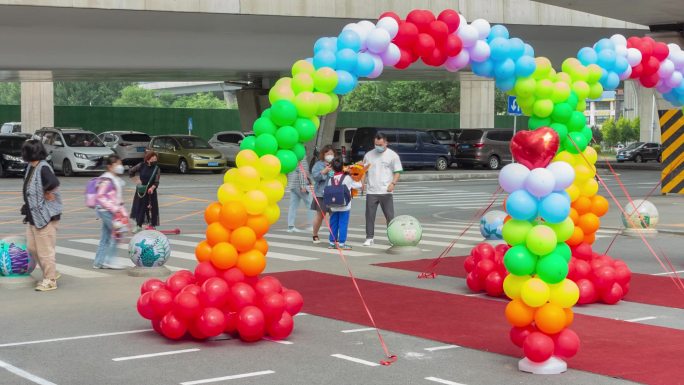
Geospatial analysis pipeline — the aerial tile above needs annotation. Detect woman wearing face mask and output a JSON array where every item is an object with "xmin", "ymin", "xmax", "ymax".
[
  {"xmin": 129, "ymin": 151, "xmax": 160, "ymax": 232},
  {"xmin": 93, "ymin": 155, "xmax": 130, "ymax": 269},
  {"xmin": 310, "ymin": 145, "xmax": 336, "ymax": 243}
]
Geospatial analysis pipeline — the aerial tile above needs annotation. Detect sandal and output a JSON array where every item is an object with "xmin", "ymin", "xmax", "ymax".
[{"xmin": 312, "ymin": 235, "xmax": 320, "ymax": 244}]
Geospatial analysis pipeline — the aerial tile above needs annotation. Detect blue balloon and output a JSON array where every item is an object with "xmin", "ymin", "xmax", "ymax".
[
  {"xmin": 594, "ymin": 38, "xmax": 615, "ymax": 52},
  {"xmin": 314, "ymin": 37, "xmax": 337, "ymax": 53},
  {"xmin": 577, "ymin": 47, "xmax": 598, "ymax": 65},
  {"xmin": 333, "ymin": 70, "xmax": 357, "ymax": 95},
  {"xmin": 354, "ymin": 52, "xmax": 375, "ymax": 77},
  {"xmin": 597, "ymin": 49, "xmax": 616, "ymax": 70},
  {"xmin": 494, "ymin": 58, "xmax": 516, "ymax": 79},
  {"xmin": 313, "ymin": 49, "xmax": 337, "ymax": 69},
  {"xmin": 472, "ymin": 59, "xmax": 495, "ymax": 78},
  {"xmin": 495, "ymin": 77, "xmax": 516, "ymax": 92},
  {"xmin": 600, "ymin": 71, "xmax": 620, "ymax": 91},
  {"xmin": 515, "ymin": 56, "xmax": 536, "ymax": 78},
  {"xmin": 336, "ymin": 48, "xmax": 358, "ymax": 72},
  {"xmin": 507, "ymin": 190, "xmax": 539, "ymax": 221},
  {"xmin": 613, "ymin": 56, "xmax": 630, "ymax": 74},
  {"xmin": 488, "ymin": 25, "xmax": 510, "ymax": 41},
  {"xmin": 508, "ymin": 38, "xmax": 525, "ymax": 60},
  {"xmin": 337, "ymin": 30, "xmax": 361, "ymax": 52},
  {"xmin": 524, "ymin": 44, "xmax": 535, "ymax": 57},
  {"xmin": 539, "ymin": 192, "xmax": 570, "ymax": 224},
  {"xmin": 305, "ymin": 57, "xmax": 314, "ymax": 64},
  {"xmin": 489, "ymin": 37, "xmax": 511, "ymax": 62}
]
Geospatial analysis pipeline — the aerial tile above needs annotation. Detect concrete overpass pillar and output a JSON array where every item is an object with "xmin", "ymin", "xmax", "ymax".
[
  {"xmin": 459, "ymin": 72, "xmax": 495, "ymax": 129},
  {"xmin": 236, "ymin": 88, "xmax": 269, "ymax": 132},
  {"xmin": 20, "ymin": 81, "xmax": 53, "ymax": 134}
]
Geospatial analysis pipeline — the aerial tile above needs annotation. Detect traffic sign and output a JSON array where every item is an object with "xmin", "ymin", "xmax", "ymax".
[
  {"xmin": 507, "ymin": 96, "xmax": 522, "ymax": 116},
  {"xmin": 188, "ymin": 117, "xmax": 193, "ymax": 134}
]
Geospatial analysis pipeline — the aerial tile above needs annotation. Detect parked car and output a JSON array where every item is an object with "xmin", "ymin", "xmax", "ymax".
[
  {"xmin": 98, "ymin": 131, "xmax": 151, "ymax": 166},
  {"xmin": 33, "ymin": 127, "xmax": 115, "ymax": 176},
  {"xmin": 0, "ymin": 134, "xmax": 28, "ymax": 177},
  {"xmin": 0, "ymin": 122, "xmax": 21, "ymax": 135},
  {"xmin": 149, "ymin": 135, "xmax": 226, "ymax": 174},
  {"xmin": 350, "ymin": 127, "xmax": 451, "ymax": 171},
  {"xmin": 428, "ymin": 129, "xmax": 457, "ymax": 161},
  {"xmin": 452, "ymin": 128, "xmax": 514, "ymax": 170},
  {"xmin": 208, "ymin": 131, "xmax": 253, "ymax": 165},
  {"xmin": 616, "ymin": 142, "xmax": 661, "ymax": 163},
  {"xmin": 332, "ymin": 127, "xmax": 356, "ymax": 163}
]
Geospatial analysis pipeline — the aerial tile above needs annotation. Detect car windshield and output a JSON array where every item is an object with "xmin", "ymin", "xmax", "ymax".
[
  {"xmin": 458, "ymin": 129, "xmax": 484, "ymax": 141},
  {"xmin": 0, "ymin": 137, "xmax": 25, "ymax": 151},
  {"xmin": 120, "ymin": 134, "xmax": 151, "ymax": 142},
  {"xmin": 625, "ymin": 142, "xmax": 644, "ymax": 150},
  {"xmin": 430, "ymin": 130, "xmax": 452, "ymax": 141},
  {"xmin": 63, "ymin": 133, "xmax": 105, "ymax": 147},
  {"xmin": 176, "ymin": 137, "xmax": 211, "ymax": 149}
]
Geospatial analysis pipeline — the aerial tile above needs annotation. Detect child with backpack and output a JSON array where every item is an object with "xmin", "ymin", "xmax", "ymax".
[{"xmin": 323, "ymin": 158, "xmax": 362, "ymax": 250}]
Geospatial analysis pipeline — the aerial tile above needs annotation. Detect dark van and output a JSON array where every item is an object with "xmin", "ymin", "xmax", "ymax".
[
  {"xmin": 453, "ymin": 128, "xmax": 514, "ymax": 170},
  {"xmin": 350, "ymin": 127, "xmax": 451, "ymax": 171}
]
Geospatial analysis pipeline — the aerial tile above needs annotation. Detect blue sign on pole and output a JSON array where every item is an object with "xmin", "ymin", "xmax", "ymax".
[
  {"xmin": 188, "ymin": 117, "xmax": 193, "ymax": 134},
  {"xmin": 507, "ymin": 96, "xmax": 522, "ymax": 116}
]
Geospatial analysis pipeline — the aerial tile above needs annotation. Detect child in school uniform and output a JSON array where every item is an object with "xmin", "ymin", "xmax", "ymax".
[{"xmin": 326, "ymin": 158, "xmax": 362, "ymax": 250}]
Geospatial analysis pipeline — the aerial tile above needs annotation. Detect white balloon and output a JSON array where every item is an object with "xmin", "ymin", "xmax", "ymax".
[
  {"xmin": 627, "ymin": 48, "xmax": 642, "ymax": 66},
  {"xmin": 524, "ymin": 168, "xmax": 556, "ymax": 198},
  {"xmin": 666, "ymin": 71, "xmax": 683, "ymax": 88},
  {"xmin": 658, "ymin": 59, "xmax": 675, "ymax": 78},
  {"xmin": 367, "ymin": 54, "xmax": 384, "ymax": 79},
  {"xmin": 470, "ymin": 19, "xmax": 491, "ymax": 40},
  {"xmin": 667, "ymin": 43, "xmax": 682, "ymax": 54},
  {"xmin": 469, "ymin": 40, "xmax": 491, "ymax": 62},
  {"xmin": 445, "ymin": 50, "xmax": 470, "ymax": 72},
  {"xmin": 672, "ymin": 51, "xmax": 684, "ymax": 70},
  {"xmin": 376, "ymin": 17, "xmax": 399, "ymax": 39},
  {"xmin": 610, "ymin": 34, "xmax": 627, "ymax": 47},
  {"xmin": 619, "ymin": 65, "xmax": 632, "ymax": 80},
  {"xmin": 357, "ymin": 20, "xmax": 376, "ymax": 33},
  {"xmin": 615, "ymin": 45, "xmax": 628, "ymax": 58},
  {"xmin": 458, "ymin": 24, "xmax": 479, "ymax": 48},
  {"xmin": 499, "ymin": 163, "xmax": 531, "ymax": 193},
  {"xmin": 457, "ymin": 14, "xmax": 467, "ymax": 31},
  {"xmin": 546, "ymin": 161, "xmax": 575, "ymax": 191},
  {"xmin": 366, "ymin": 28, "xmax": 391, "ymax": 54},
  {"xmin": 379, "ymin": 43, "xmax": 400, "ymax": 66}
]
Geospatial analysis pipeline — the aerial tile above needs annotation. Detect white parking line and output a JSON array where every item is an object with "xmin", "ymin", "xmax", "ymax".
[
  {"xmin": 424, "ymin": 345, "xmax": 460, "ymax": 352},
  {"xmin": 0, "ymin": 359, "xmax": 56, "ymax": 385},
  {"xmin": 652, "ymin": 270, "xmax": 684, "ymax": 276},
  {"xmin": 0, "ymin": 329, "xmax": 153, "ymax": 348},
  {"xmin": 263, "ymin": 337, "xmax": 293, "ymax": 345},
  {"xmin": 55, "ymin": 263, "xmax": 109, "ymax": 278},
  {"xmin": 180, "ymin": 370, "xmax": 275, "ymax": 385},
  {"xmin": 425, "ymin": 376, "xmax": 467, "ymax": 385},
  {"xmin": 330, "ymin": 354, "xmax": 380, "ymax": 367},
  {"xmin": 340, "ymin": 327, "xmax": 376, "ymax": 333},
  {"xmin": 624, "ymin": 316, "xmax": 657, "ymax": 323},
  {"xmin": 112, "ymin": 348, "xmax": 200, "ymax": 362}
]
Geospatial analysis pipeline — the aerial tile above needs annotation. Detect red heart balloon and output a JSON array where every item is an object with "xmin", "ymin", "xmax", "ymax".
[{"xmin": 510, "ymin": 127, "xmax": 560, "ymax": 169}]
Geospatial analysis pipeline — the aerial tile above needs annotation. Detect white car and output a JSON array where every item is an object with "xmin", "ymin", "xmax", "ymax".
[
  {"xmin": 332, "ymin": 127, "xmax": 356, "ymax": 163},
  {"xmin": 98, "ymin": 131, "xmax": 151, "ymax": 166},
  {"xmin": 33, "ymin": 127, "xmax": 115, "ymax": 176},
  {"xmin": 208, "ymin": 131, "xmax": 253, "ymax": 165}
]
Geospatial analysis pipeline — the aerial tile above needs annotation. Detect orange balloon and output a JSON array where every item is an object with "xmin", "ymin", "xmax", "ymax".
[
  {"xmin": 219, "ymin": 201, "xmax": 248, "ymax": 230},
  {"xmin": 534, "ymin": 303, "xmax": 566, "ymax": 334},
  {"xmin": 566, "ymin": 226, "xmax": 585, "ymax": 247},
  {"xmin": 504, "ymin": 299, "xmax": 535, "ymax": 327},
  {"xmin": 502, "ymin": 197, "xmax": 507, "ymax": 212},
  {"xmin": 583, "ymin": 232, "xmax": 596, "ymax": 245},
  {"xmin": 254, "ymin": 237, "xmax": 269, "ymax": 255},
  {"xmin": 573, "ymin": 196, "xmax": 592, "ymax": 215},
  {"xmin": 195, "ymin": 240, "xmax": 212, "ymax": 263},
  {"xmin": 591, "ymin": 195, "xmax": 609, "ymax": 217},
  {"xmin": 564, "ymin": 308, "xmax": 574, "ymax": 327},
  {"xmin": 246, "ymin": 215, "xmax": 270, "ymax": 238},
  {"xmin": 230, "ymin": 226, "xmax": 257, "ymax": 253},
  {"xmin": 206, "ymin": 222, "xmax": 231, "ymax": 246},
  {"xmin": 204, "ymin": 202, "xmax": 222, "ymax": 225},
  {"xmin": 504, "ymin": 215, "xmax": 512, "ymax": 224},
  {"xmin": 237, "ymin": 249, "xmax": 266, "ymax": 277},
  {"xmin": 569, "ymin": 207, "xmax": 579, "ymax": 224},
  {"xmin": 578, "ymin": 213, "xmax": 600, "ymax": 234},
  {"xmin": 210, "ymin": 242, "xmax": 238, "ymax": 270}
]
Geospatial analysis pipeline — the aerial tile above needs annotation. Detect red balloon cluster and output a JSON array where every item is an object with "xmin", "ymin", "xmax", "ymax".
[
  {"xmin": 136, "ymin": 262, "xmax": 303, "ymax": 341},
  {"xmin": 511, "ymin": 327, "xmax": 580, "ymax": 363},
  {"xmin": 627, "ymin": 36, "xmax": 670, "ymax": 88},
  {"xmin": 382, "ymin": 9, "xmax": 463, "ymax": 69},
  {"xmin": 567, "ymin": 243, "xmax": 631, "ymax": 305},
  {"xmin": 464, "ymin": 243, "xmax": 511, "ymax": 297}
]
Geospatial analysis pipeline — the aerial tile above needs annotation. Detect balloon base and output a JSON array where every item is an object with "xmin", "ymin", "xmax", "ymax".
[
  {"xmin": 386, "ymin": 245, "xmax": 421, "ymax": 256},
  {"xmin": 127, "ymin": 266, "xmax": 172, "ymax": 277},
  {"xmin": 518, "ymin": 356, "xmax": 567, "ymax": 374},
  {"xmin": 622, "ymin": 228, "xmax": 657, "ymax": 238},
  {"xmin": 0, "ymin": 275, "xmax": 37, "ymax": 289}
]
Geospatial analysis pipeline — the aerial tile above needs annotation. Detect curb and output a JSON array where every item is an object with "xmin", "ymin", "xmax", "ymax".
[
  {"xmin": 596, "ymin": 161, "xmax": 661, "ymax": 171},
  {"xmin": 401, "ymin": 171, "xmax": 499, "ymax": 181},
  {"xmin": 601, "ymin": 226, "xmax": 684, "ymax": 236}
]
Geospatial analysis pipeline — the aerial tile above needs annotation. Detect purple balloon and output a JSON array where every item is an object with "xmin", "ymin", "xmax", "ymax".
[
  {"xmin": 367, "ymin": 54, "xmax": 384, "ymax": 79},
  {"xmin": 380, "ymin": 43, "xmax": 400, "ymax": 66},
  {"xmin": 366, "ymin": 28, "xmax": 391, "ymax": 54},
  {"xmin": 546, "ymin": 161, "xmax": 575, "ymax": 191},
  {"xmin": 469, "ymin": 40, "xmax": 491, "ymax": 63},
  {"xmin": 445, "ymin": 50, "xmax": 470, "ymax": 72},
  {"xmin": 499, "ymin": 163, "xmax": 530, "ymax": 193},
  {"xmin": 524, "ymin": 168, "xmax": 556, "ymax": 198}
]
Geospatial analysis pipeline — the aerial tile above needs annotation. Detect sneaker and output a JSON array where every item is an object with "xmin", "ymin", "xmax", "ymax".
[
  {"xmin": 293, "ymin": 227, "xmax": 306, "ymax": 233},
  {"xmin": 362, "ymin": 239, "xmax": 374, "ymax": 247},
  {"xmin": 55, "ymin": 272, "xmax": 62, "ymax": 280},
  {"xmin": 328, "ymin": 243, "xmax": 336, "ymax": 249},
  {"xmin": 102, "ymin": 263, "xmax": 126, "ymax": 270},
  {"xmin": 340, "ymin": 243, "xmax": 352, "ymax": 250},
  {"xmin": 312, "ymin": 236, "xmax": 321, "ymax": 244},
  {"xmin": 287, "ymin": 227, "xmax": 296, "ymax": 233},
  {"xmin": 92, "ymin": 265, "xmax": 103, "ymax": 269},
  {"xmin": 35, "ymin": 279, "xmax": 57, "ymax": 292},
  {"xmin": 133, "ymin": 226, "xmax": 142, "ymax": 233}
]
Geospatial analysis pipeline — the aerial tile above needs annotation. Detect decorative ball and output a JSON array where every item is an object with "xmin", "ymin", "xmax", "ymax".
[
  {"xmin": 621, "ymin": 199, "xmax": 659, "ymax": 229},
  {"xmin": 0, "ymin": 237, "xmax": 36, "ymax": 276},
  {"xmin": 387, "ymin": 215, "xmax": 423, "ymax": 247},
  {"xmin": 129, "ymin": 230, "xmax": 171, "ymax": 267},
  {"xmin": 480, "ymin": 210, "xmax": 506, "ymax": 240}
]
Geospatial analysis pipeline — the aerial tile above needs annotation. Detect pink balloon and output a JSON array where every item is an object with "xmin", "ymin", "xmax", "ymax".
[
  {"xmin": 282, "ymin": 289, "xmax": 304, "ymax": 315},
  {"xmin": 469, "ymin": 40, "xmax": 490, "ymax": 62},
  {"xmin": 150, "ymin": 289, "xmax": 174, "ymax": 319},
  {"xmin": 510, "ymin": 325, "xmax": 536, "ymax": 348},
  {"xmin": 160, "ymin": 312, "xmax": 187, "ymax": 340},
  {"xmin": 260, "ymin": 292, "xmax": 286, "ymax": 321},
  {"xmin": 222, "ymin": 267, "xmax": 245, "ymax": 285},
  {"xmin": 445, "ymin": 50, "xmax": 469, "ymax": 72},
  {"xmin": 380, "ymin": 43, "xmax": 401, "ymax": 66},
  {"xmin": 266, "ymin": 311, "xmax": 294, "ymax": 340},
  {"xmin": 237, "ymin": 306, "xmax": 266, "ymax": 342},
  {"xmin": 484, "ymin": 271, "xmax": 504, "ymax": 297},
  {"xmin": 137, "ymin": 291, "xmax": 156, "ymax": 320},
  {"xmin": 199, "ymin": 277, "xmax": 230, "ymax": 308},
  {"xmin": 196, "ymin": 307, "xmax": 226, "ymax": 337},
  {"xmin": 553, "ymin": 328, "xmax": 580, "ymax": 358},
  {"xmin": 227, "ymin": 282, "xmax": 256, "ymax": 312},
  {"xmin": 523, "ymin": 332, "xmax": 554, "ymax": 363},
  {"xmin": 141, "ymin": 278, "xmax": 165, "ymax": 294}
]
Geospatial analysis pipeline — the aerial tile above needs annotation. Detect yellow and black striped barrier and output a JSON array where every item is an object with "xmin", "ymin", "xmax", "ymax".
[{"xmin": 659, "ymin": 109, "xmax": 684, "ymax": 194}]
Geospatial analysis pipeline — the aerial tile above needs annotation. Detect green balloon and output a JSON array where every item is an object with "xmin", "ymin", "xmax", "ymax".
[
  {"xmin": 515, "ymin": 77, "xmax": 536, "ymax": 97},
  {"xmin": 549, "ymin": 123, "xmax": 568, "ymax": 142},
  {"xmin": 270, "ymin": 100, "xmax": 298, "ymax": 127},
  {"xmin": 567, "ymin": 111, "xmax": 586, "ymax": 132},
  {"xmin": 536, "ymin": 253, "xmax": 568, "ymax": 284},
  {"xmin": 292, "ymin": 143, "xmax": 306, "ymax": 161},
  {"xmin": 547, "ymin": 217, "xmax": 574, "ymax": 242},
  {"xmin": 533, "ymin": 99, "xmax": 554, "ymax": 118},
  {"xmin": 525, "ymin": 225, "xmax": 558, "ymax": 256},
  {"xmin": 254, "ymin": 133, "xmax": 279, "ymax": 156},
  {"xmin": 239, "ymin": 135, "xmax": 256, "ymax": 151},
  {"xmin": 502, "ymin": 219, "xmax": 533, "ymax": 246},
  {"xmin": 262, "ymin": 108, "xmax": 271, "ymax": 119},
  {"xmin": 528, "ymin": 116, "xmax": 552, "ymax": 130},
  {"xmin": 503, "ymin": 245, "xmax": 537, "ymax": 276},
  {"xmin": 276, "ymin": 149, "xmax": 298, "ymax": 174},
  {"xmin": 253, "ymin": 117, "xmax": 277, "ymax": 137},
  {"xmin": 565, "ymin": 131, "xmax": 588, "ymax": 154},
  {"xmin": 566, "ymin": 92, "xmax": 579, "ymax": 109},
  {"xmin": 581, "ymin": 125, "xmax": 593, "ymax": 143},
  {"xmin": 294, "ymin": 118, "xmax": 317, "ymax": 142},
  {"xmin": 275, "ymin": 126, "xmax": 299, "ymax": 150},
  {"xmin": 553, "ymin": 242, "xmax": 572, "ymax": 263},
  {"xmin": 551, "ymin": 103, "xmax": 572, "ymax": 123}
]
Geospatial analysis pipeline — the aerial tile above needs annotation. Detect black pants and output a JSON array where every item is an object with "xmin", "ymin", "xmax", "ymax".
[{"xmin": 365, "ymin": 194, "xmax": 395, "ymax": 239}]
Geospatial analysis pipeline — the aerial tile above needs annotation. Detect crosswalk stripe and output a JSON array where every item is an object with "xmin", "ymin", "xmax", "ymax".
[
  {"xmin": 69, "ymin": 239, "xmax": 196, "ymax": 262},
  {"xmin": 59, "ymin": 243, "xmax": 188, "ymax": 271},
  {"xmin": 342, "ymin": 229, "xmax": 470, "ymax": 248},
  {"xmin": 178, "ymin": 235, "xmax": 318, "ymax": 261},
  {"xmin": 54, "ymin": 263, "xmax": 109, "ymax": 278},
  {"xmin": 271, "ymin": 231, "xmax": 401, "ymax": 251}
]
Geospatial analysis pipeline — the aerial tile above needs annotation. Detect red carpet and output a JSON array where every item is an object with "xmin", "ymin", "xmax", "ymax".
[
  {"xmin": 375, "ymin": 256, "xmax": 684, "ymax": 309},
  {"xmin": 273, "ymin": 270, "xmax": 684, "ymax": 385}
]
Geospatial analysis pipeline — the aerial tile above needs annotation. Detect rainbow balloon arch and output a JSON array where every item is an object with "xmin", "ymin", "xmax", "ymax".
[{"xmin": 135, "ymin": 8, "xmax": 684, "ymax": 373}]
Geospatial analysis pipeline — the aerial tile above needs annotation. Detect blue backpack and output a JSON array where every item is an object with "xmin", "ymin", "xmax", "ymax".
[{"xmin": 323, "ymin": 174, "xmax": 351, "ymax": 208}]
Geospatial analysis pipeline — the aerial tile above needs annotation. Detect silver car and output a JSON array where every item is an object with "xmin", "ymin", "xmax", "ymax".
[
  {"xmin": 33, "ymin": 127, "xmax": 115, "ymax": 176},
  {"xmin": 208, "ymin": 131, "xmax": 253, "ymax": 165},
  {"xmin": 98, "ymin": 131, "xmax": 151, "ymax": 166}
]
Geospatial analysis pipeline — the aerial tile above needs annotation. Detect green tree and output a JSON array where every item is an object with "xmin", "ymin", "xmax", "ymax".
[
  {"xmin": 54, "ymin": 81, "xmax": 133, "ymax": 106},
  {"xmin": 171, "ymin": 92, "xmax": 227, "ymax": 109},
  {"xmin": 601, "ymin": 118, "xmax": 619, "ymax": 146},
  {"xmin": 113, "ymin": 85, "xmax": 173, "ymax": 107},
  {"xmin": 591, "ymin": 126, "xmax": 603, "ymax": 144},
  {"xmin": 0, "ymin": 83, "xmax": 20, "ymax": 104},
  {"xmin": 616, "ymin": 117, "xmax": 631, "ymax": 144},
  {"xmin": 629, "ymin": 117, "xmax": 641, "ymax": 142}
]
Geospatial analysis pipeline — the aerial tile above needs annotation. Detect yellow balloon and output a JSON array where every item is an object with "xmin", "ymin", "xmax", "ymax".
[
  {"xmin": 276, "ymin": 173, "xmax": 288, "ymax": 189},
  {"xmin": 520, "ymin": 277, "xmax": 550, "ymax": 308},
  {"xmin": 580, "ymin": 178, "xmax": 599, "ymax": 197},
  {"xmin": 291, "ymin": 59, "xmax": 315, "ymax": 76},
  {"xmin": 217, "ymin": 183, "xmax": 243, "ymax": 204},
  {"xmin": 223, "ymin": 168, "xmax": 238, "ymax": 184},
  {"xmin": 268, "ymin": 83, "xmax": 295, "ymax": 104},
  {"xmin": 566, "ymin": 184, "xmax": 580, "ymax": 202},
  {"xmin": 503, "ymin": 274, "xmax": 531, "ymax": 300},
  {"xmin": 264, "ymin": 203, "xmax": 281, "ymax": 224},
  {"xmin": 549, "ymin": 279, "xmax": 580, "ymax": 308},
  {"xmin": 553, "ymin": 151, "xmax": 576, "ymax": 166},
  {"xmin": 236, "ymin": 149, "xmax": 259, "ymax": 168},
  {"xmin": 244, "ymin": 190, "xmax": 269, "ymax": 215},
  {"xmin": 260, "ymin": 179, "xmax": 285, "ymax": 204},
  {"xmin": 574, "ymin": 164, "xmax": 593, "ymax": 182},
  {"xmin": 236, "ymin": 165, "xmax": 261, "ymax": 191},
  {"xmin": 257, "ymin": 154, "xmax": 281, "ymax": 180},
  {"xmin": 556, "ymin": 72, "xmax": 572, "ymax": 84},
  {"xmin": 311, "ymin": 115, "xmax": 320, "ymax": 129},
  {"xmin": 583, "ymin": 146, "xmax": 598, "ymax": 165},
  {"xmin": 275, "ymin": 77, "xmax": 292, "ymax": 87}
]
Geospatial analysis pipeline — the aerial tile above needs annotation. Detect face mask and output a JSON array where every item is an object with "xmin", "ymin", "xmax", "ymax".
[
  {"xmin": 149, "ymin": 161, "xmax": 157, "ymax": 166},
  {"xmin": 324, "ymin": 155, "xmax": 334, "ymax": 162},
  {"xmin": 375, "ymin": 145, "xmax": 386, "ymax": 153},
  {"xmin": 113, "ymin": 165, "xmax": 125, "ymax": 175}
]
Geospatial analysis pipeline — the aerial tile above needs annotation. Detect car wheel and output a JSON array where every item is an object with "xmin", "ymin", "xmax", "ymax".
[
  {"xmin": 63, "ymin": 159, "xmax": 74, "ymax": 177},
  {"xmin": 0, "ymin": 162, "xmax": 5, "ymax": 178},
  {"xmin": 487, "ymin": 155, "xmax": 501, "ymax": 170},
  {"xmin": 212, "ymin": 169, "xmax": 224, "ymax": 174},
  {"xmin": 658, "ymin": 155, "xmax": 662, "ymax": 163},
  {"xmin": 635, "ymin": 154, "xmax": 643, "ymax": 163},
  {"xmin": 178, "ymin": 159, "xmax": 188, "ymax": 174},
  {"xmin": 435, "ymin": 157, "xmax": 448, "ymax": 171}
]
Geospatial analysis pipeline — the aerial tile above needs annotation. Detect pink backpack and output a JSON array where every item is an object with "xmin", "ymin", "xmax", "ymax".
[{"xmin": 85, "ymin": 177, "xmax": 113, "ymax": 208}]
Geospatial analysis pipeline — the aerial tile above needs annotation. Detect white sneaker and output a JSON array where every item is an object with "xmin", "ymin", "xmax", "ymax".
[
  {"xmin": 102, "ymin": 263, "xmax": 126, "ymax": 270},
  {"xmin": 362, "ymin": 239, "xmax": 374, "ymax": 247},
  {"xmin": 287, "ymin": 227, "xmax": 296, "ymax": 233}
]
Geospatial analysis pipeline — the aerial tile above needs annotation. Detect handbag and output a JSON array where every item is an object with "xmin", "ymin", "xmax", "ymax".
[{"xmin": 136, "ymin": 166, "xmax": 158, "ymax": 198}]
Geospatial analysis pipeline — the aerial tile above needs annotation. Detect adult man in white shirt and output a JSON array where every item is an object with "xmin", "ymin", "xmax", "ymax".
[{"xmin": 362, "ymin": 133, "xmax": 402, "ymax": 246}]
